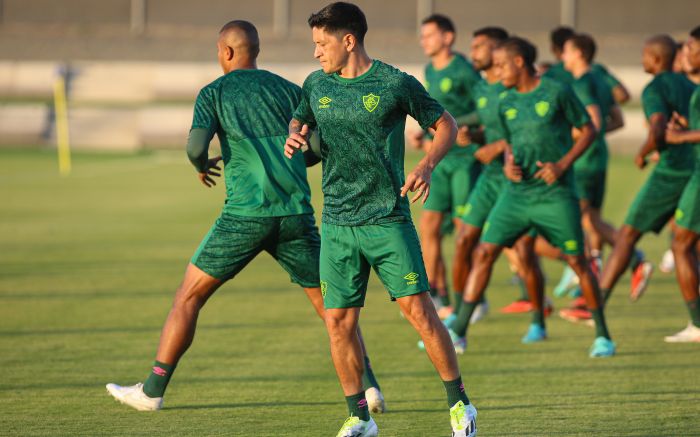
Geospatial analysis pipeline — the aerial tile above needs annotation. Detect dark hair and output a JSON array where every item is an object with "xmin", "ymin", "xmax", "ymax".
[
  {"xmin": 421, "ymin": 14, "xmax": 456, "ymax": 34},
  {"xmin": 568, "ymin": 33, "xmax": 596, "ymax": 64},
  {"xmin": 500, "ymin": 37, "xmax": 538, "ymax": 73},
  {"xmin": 308, "ymin": 2, "xmax": 368, "ymax": 45},
  {"xmin": 219, "ymin": 20, "xmax": 260, "ymax": 57},
  {"xmin": 647, "ymin": 34, "xmax": 678, "ymax": 69},
  {"xmin": 473, "ymin": 26, "xmax": 509, "ymax": 42},
  {"xmin": 691, "ymin": 26, "xmax": 700, "ymax": 40},
  {"xmin": 550, "ymin": 26, "xmax": 575, "ymax": 52}
]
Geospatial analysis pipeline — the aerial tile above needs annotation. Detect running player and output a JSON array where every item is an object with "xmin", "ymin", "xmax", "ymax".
[
  {"xmin": 284, "ymin": 4, "xmax": 476, "ymax": 436},
  {"xmin": 105, "ymin": 20, "xmax": 386, "ymax": 413},
  {"xmin": 413, "ymin": 14, "xmax": 482, "ymax": 318},
  {"xmin": 450, "ymin": 37, "xmax": 615, "ymax": 357}
]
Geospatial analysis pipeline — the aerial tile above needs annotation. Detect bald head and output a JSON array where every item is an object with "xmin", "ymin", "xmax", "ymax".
[
  {"xmin": 645, "ymin": 34, "xmax": 677, "ymax": 70},
  {"xmin": 219, "ymin": 20, "xmax": 260, "ymax": 59}
]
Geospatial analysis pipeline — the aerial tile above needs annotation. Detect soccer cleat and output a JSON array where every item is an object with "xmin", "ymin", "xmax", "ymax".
[
  {"xmin": 443, "ymin": 313, "xmax": 457, "ymax": 328},
  {"xmin": 570, "ymin": 296, "xmax": 587, "ymax": 310},
  {"xmin": 469, "ymin": 300, "xmax": 489, "ymax": 325},
  {"xmin": 559, "ymin": 308, "xmax": 594, "ymax": 327},
  {"xmin": 664, "ymin": 322, "xmax": 700, "ymax": 343},
  {"xmin": 659, "ymin": 249, "xmax": 675, "ymax": 274},
  {"xmin": 450, "ymin": 400, "xmax": 477, "ymax": 437},
  {"xmin": 630, "ymin": 261, "xmax": 653, "ymax": 302},
  {"xmin": 589, "ymin": 336, "xmax": 616, "ymax": 357},
  {"xmin": 106, "ymin": 382, "xmax": 163, "ymax": 411},
  {"xmin": 568, "ymin": 286, "xmax": 582, "ymax": 298},
  {"xmin": 500, "ymin": 299, "xmax": 532, "ymax": 314},
  {"xmin": 521, "ymin": 323, "xmax": 547, "ymax": 344},
  {"xmin": 448, "ymin": 328, "xmax": 467, "ymax": 354},
  {"xmin": 438, "ymin": 305, "xmax": 455, "ymax": 320},
  {"xmin": 365, "ymin": 387, "xmax": 385, "ymax": 414},
  {"xmin": 335, "ymin": 416, "xmax": 378, "ymax": 437},
  {"xmin": 554, "ymin": 265, "xmax": 579, "ymax": 297}
]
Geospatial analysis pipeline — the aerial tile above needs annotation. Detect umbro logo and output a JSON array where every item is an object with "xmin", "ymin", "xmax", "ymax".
[
  {"xmin": 319, "ymin": 96, "xmax": 332, "ymax": 108},
  {"xmin": 404, "ymin": 272, "xmax": 419, "ymax": 285}
]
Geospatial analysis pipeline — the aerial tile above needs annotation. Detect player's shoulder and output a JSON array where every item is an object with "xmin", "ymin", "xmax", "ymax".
[
  {"xmin": 302, "ymin": 69, "xmax": 330, "ymax": 88},
  {"xmin": 373, "ymin": 60, "xmax": 419, "ymax": 88},
  {"xmin": 541, "ymin": 75, "xmax": 570, "ymax": 95}
]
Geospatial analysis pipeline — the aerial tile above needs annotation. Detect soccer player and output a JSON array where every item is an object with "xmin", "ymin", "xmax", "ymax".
[
  {"xmin": 450, "ymin": 37, "xmax": 615, "ymax": 357},
  {"xmin": 284, "ymin": 3, "xmax": 476, "ymax": 436},
  {"xmin": 413, "ymin": 14, "xmax": 482, "ymax": 318},
  {"xmin": 105, "ymin": 20, "xmax": 386, "ymax": 413},
  {"xmin": 662, "ymin": 26, "xmax": 700, "ymax": 342}
]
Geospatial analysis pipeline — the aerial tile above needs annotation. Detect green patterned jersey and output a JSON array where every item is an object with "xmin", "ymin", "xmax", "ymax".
[
  {"xmin": 543, "ymin": 62, "xmax": 573, "ymax": 84},
  {"xmin": 493, "ymin": 77, "xmax": 590, "ymax": 197},
  {"xmin": 473, "ymin": 80, "xmax": 508, "ymax": 174},
  {"xmin": 293, "ymin": 60, "xmax": 444, "ymax": 225},
  {"xmin": 546, "ymin": 62, "xmax": 620, "ymax": 104},
  {"xmin": 689, "ymin": 85, "xmax": 700, "ymax": 164},
  {"xmin": 590, "ymin": 63, "xmax": 622, "ymax": 95},
  {"xmin": 641, "ymin": 71, "xmax": 695, "ymax": 173},
  {"xmin": 192, "ymin": 69, "xmax": 313, "ymax": 217},
  {"xmin": 571, "ymin": 71, "xmax": 610, "ymax": 172}
]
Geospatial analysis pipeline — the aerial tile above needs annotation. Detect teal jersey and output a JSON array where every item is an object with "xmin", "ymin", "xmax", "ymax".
[
  {"xmin": 571, "ymin": 72, "xmax": 609, "ymax": 172},
  {"xmin": 543, "ymin": 62, "xmax": 573, "ymax": 84},
  {"xmin": 689, "ymin": 85, "xmax": 700, "ymax": 163},
  {"xmin": 473, "ymin": 80, "xmax": 508, "ymax": 173},
  {"xmin": 192, "ymin": 69, "xmax": 313, "ymax": 217},
  {"xmin": 424, "ymin": 53, "xmax": 482, "ymax": 156},
  {"xmin": 293, "ymin": 60, "xmax": 445, "ymax": 225},
  {"xmin": 641, "ymin": 71, "xmax": 696, "ymax": 173},
  {"xmin": 493, "ymin": 77, "xmax": 591, "ymax": 197}
]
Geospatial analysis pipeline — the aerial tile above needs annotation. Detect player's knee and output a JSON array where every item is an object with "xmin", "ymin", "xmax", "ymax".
[
  {"xmin": 474, "ymin": 243, "xmax": 497, "ymax": 264},
  {"xmin": 324, "ymin": 310, "xmax": 355, "ymax": 336},
  {"xmin": 564, "ymin": 255, "xmax": 587, "ymax": 275},
  {"xmin": 671, "ymin": 231, "xmax": 695, "ymax": 254},
  {"xmin": 618, "ymin": 225, "xmax": 640, "ymax": 246}
]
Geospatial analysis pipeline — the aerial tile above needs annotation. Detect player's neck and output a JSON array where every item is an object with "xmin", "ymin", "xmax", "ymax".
[
  {"xmin": 570, "ymin": 62, "xmax": 590, "ymax": 79},
  {"xmin": 338, "ymin": 49, "xmax": 372, "ymax": 79},
  {"xmin": 687, "ymin": 72, "xmax": 700, "ymax": 85},
  {"xmin": 226, "ymin": 59, "xmax": 257, "ymax": 74},
  {"xmin": 431, "ymin": 49, "xmax": 454, "ymax": 70},
  {"xmin": 515, "ymin": 73, "xmax": 539, "ymax": 93},
  {"xmin": 484, "ymin": 67, "xmax": 499, "ymax": 83}
]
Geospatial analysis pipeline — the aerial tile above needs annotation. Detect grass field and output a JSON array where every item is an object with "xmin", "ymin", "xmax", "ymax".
[{"xmin": 1, "ymin": 148, "xmax": 698, "ymax": 436}]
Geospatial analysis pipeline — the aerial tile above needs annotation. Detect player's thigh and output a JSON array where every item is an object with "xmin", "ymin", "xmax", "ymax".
[
  {"xmin": 624, "ymin": 169, "xmax": 690, "ymax": 234},
  {"xmin": 423, "ymin": 159, "xmax": 452, "ymax": 213},
  {"xmin": 531, "ymin": 195, "xmax": 584, "ymax": 256},
  {"xmin": 190, "ymin": 213, "xmax": 271, "ymax": 281},
  {"xmin": 675, "ymin": 169, "xmax": 700, "ymax": 234},
  {"xmin": 460, "ymin": 172, "xmax": 504, "ymax": 229},
  {"xmin": 319, "ymin": 222, "xmax": 371, "ymax": 309},
  {"xmin": 480, "ymin": 191, "xmax": 531, "ymax": 248},
  {"xmin": 269, "ymin": 213, "xmax": 321, "ymax": 289},
  {"xmin": 358, "ymin": 220, "xmax": 430, "ymax": 301}
]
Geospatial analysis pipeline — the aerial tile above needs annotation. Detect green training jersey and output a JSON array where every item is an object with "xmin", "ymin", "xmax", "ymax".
[
  {"xmin": 590, "ymin": 63, "xmax": 622, "ymax": 96},
  {"xmin": 641, "ymin": 71, "xmax": 696, "ymax": 173},
  {"xmin": 493, "ymin": 77, "xmax": 590, "ymax": 197},
  {"xmin": 473, "ymin": 80, "xmax": 508, "ymax": 174},
  {"xmin": 571, "ymin": 71, "xmax": 609, "ymax": 172},
  {"xmin": 424, "ymin": 53, "xmax": 482, "ymax": 156},
  {"xmin": 293, "ymin": 60, "xmax": 445, "ymax": 226},
  {"xmin": 543, "ymin": 62, "xmax": 573, "ymax": 84},
  {"xmin": 192, "ymin": 69, "xmax": 313, "ymax": 217},
  {"xmin": 689, "ymin": 85, "xmax": 700, "ymax": 163}
]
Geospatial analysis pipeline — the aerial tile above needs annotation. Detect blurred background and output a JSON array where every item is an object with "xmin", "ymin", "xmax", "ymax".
[{"xmin": 1, "ymin": 0, "xmax": 697, "ymax": 152}]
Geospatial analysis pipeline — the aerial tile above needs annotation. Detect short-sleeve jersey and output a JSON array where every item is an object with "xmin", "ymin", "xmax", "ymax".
[
  {"xmin": 689, "ymin": 84, "xmax": 700, "ymax": 164},
  {"xmin": 472, "ymin": 80, "xmax": 508, "ymax": 174},
  {"xmin": 571, "ymin": 71, "xmax": 610, "ymax": 172}
]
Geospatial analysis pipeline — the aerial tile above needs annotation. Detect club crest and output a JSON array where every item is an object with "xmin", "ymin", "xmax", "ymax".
[
  {"xmin": 363, "ymin": 93, "xmax": 380, "ymax": 112},
  {"xmin": 535, "ymin": 101, "xmax": 550, "ymax": 117}
]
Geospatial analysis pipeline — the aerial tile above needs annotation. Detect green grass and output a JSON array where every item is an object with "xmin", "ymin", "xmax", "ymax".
[{"xmin": 1, "ymin": 148, "xmax": 697, "ymax": 436}]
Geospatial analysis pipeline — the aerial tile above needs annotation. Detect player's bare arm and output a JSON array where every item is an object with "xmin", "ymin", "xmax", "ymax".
[
  {"xmin": 285, "ymin": 118, "xmax": 309, "ymax": 158},
  {"xmin": 636, "ymin": 113, "xmax": 667, "ymax": 168},
  {"xmin": 473, "ymin": 139, "xmax": 506, "ymax": 164},
  {"xmin": 606, "ymin": 105, "xmax": 625, "ymax": 132}
]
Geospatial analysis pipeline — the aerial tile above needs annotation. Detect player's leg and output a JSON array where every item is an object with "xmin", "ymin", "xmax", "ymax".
[
  {"xmin": 452, "ymin": 222, "xmax": 483, "ymax": 307},
  {"xmin": 514, "ymin": 234, "xmax": 547, "ymax": 343}
]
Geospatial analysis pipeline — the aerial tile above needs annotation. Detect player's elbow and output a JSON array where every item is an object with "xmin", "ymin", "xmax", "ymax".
[{"xmin": 437, "ymin": 111, "xmax": 458, "ymax": 143}]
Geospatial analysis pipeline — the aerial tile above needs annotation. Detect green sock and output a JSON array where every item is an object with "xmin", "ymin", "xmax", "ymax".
[
  {"xmin": 590, "ymin": 308, "xmax": 611, "ymax": 339},
  {"xmin": 451, "ymin": 301, "xmax": 478, "ymax": 337},
  {"xmin": 602, "ymin": 288, "xmax": 612, "ymax": 304},
  {"xmin": 361, "ymin": 356, "xmax": 381, "ymax": 391},
  {"xmin": 686, "ymin": 297, "xmax": 700, "ymax": 328},
  {"xmin": 531, "ymin": 308, "xmax": 545, "ymax": 328},
  {"xmin": 628, "ymin": 250, "xmax": 642, "ymax": 271},
  {"xmin": 345, "ymin": 392, "xmax": 370, "ymax": 421},
  {"xmin": 452, "ymin": 292, "xmax": 463, "ymax": 313},
  {"xmin": 429, "ymin": 285, "xmax": 438, "ymax": 297},
  {"xmin": 517, "ymin": 274, "xmax": 529, "ymax": 301},
  {"xmin": 443, "ymin": 376, "xmax": 470, "ymax": 407},
  {"xmin": 142, "ymin": 360, "xmax": 175, "ymax": 398},
  {"xmin": 440, "ymin": 290, "xmax": 451, "ymax": 307}
]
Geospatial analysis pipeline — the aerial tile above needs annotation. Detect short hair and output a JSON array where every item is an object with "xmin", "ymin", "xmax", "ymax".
[
  {"xmin": 646, "ymin": 34, "xmax": 678, "ymax": 69},
  {"xmin": 219, "ymin": 20, "xmax": 260, "ymax": 57},
  {"xmin": 500, "ymin": 36, "xmax": 538, "ymax": 73},
  {"xmin": 421, "ymin": 14, "xmax": 456, "ymax": 34},
  {"xmin": 568, "ymin": 33, "xmax": 597, "ymax": 64},
  {"xmin": 550, "ymin": 26, "xmax": 575, "ymax": 52},
  {"xmin": 691, "ymin": 26, "xmax": 700, "ymax": 40},
  {"xmin": 473, "ymin": 26, "xmax": 509, "ymax": 42},
  {"xmin": 308, "ymin": 2, "xmax": 368, "ymax": 45}
]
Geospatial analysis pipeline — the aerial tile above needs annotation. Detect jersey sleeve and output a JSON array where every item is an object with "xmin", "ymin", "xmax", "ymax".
[
  {"xmin": 191, "ymin": 86, "xmax": 219, "ymax": 135},
  {"xmin": 572, "ymin": 77, "xmax": 597, "ymax": 108},
  {"xmin": 594, "ymin": 64, "xmax": 622, "ymax": 89},
  {"xmin": 560, "ymin": 84, "xmax": 591, "ymax": 128},
  {"xmin": 400, "ymin": 73, "xmax": 445, "ymax": 130},
  {"xmin": 490, "ymin": 99, "xmax": 510, "ymax": 143},
  {"xmin": 642, "ymin": 80, "xmax": 670, "ymax": 120},
  {"xmin": 291, "ymin": 75, "xmax": 317, "ymax": 129}
]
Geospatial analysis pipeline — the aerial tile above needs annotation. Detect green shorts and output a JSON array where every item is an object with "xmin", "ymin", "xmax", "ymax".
[
  {"xmin": 320, "ymin": 220, "xmax": 429, "ymax": 308},
  {"xmin": 423, "ymin": 152, "xmax": 481, "ymax": 218},
  {"xmin": 675, "ymin": 167, "xmax": 700, "ymax": 234},
  {"xmin": 460, "ymin": 169, "xmax": 505, "ymax": 229},
  {"xmin": 482, "ymin": 190, "xmax": 584, "ymax": 255},
  {"xmin": 191, "ymin": 213, "xmax": 320, "ymax": 287},
  {"xmin": 624, "ymin": 169, "xmax": 692, "ymax": 234},
  {"xmin": 575, "ymin": 169, "xmax": 606, "ymax": 209}
]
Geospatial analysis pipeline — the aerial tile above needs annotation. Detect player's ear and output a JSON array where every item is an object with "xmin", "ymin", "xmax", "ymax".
[
  {"xmin": 343, "ymin": 33, "xmax": 355, "ymax": 52},
  {"xmin": 226, "ymin": 46, "xmax": 234, "ymax": 61},
  {"xmin": 444, "ymin": 31, "xmax": 455, "ymax": 47}
]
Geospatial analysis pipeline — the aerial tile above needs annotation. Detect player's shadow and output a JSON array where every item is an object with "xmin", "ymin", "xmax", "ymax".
[{"xmin": 167, "ymin": 401, "xmax": 329, "ymax": 410}]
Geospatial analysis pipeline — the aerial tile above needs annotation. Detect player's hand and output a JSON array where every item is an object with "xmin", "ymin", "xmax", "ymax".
[
  {"xmin": 408, "ymin": 130, "xmax": 425, "ymax": 150},
  {"xmin": 665, "ymin": 128, "xmax": 685, "ymax": 144},
  {"xmin": 634, "ymin": 153, "xmax": 647, "ymax": 169},
  {"xmin": 285, "ymin": 124, "xmax": 309, "ymax": 158},
  {"xmin": 503, "ymin": 153, "xmax": 522, "ymax": 182},
  {"xmin": 401, "ymin": 162, "xmax": 432, "ymax": 204},
  {"xmin": 455, "ymin": 126, "xmax": 471, "ymax": 146},
  {"xmin": 474, "ymin": 142, "xmax": 504, "ymax": 164},
  {"xmin": 198, "ymin": 155, "xmax": 222, "ymax": 187},
  {"xmin": 534, "ymin": 160, "xmax": 563, "ymax": 185},
  {"xmin": 669, "ymin": 111, "xmax": 688, "ymax": 129}
]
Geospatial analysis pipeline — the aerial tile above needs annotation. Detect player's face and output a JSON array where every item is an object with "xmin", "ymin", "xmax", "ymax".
[
  {"xmin": 470, "ymin": 35, "xmax": 494, "ymax": 71},
  {"xmin": 312, "ymin": 27, "xmax": 349, "ymax": 74},
  {"xmin": 642, "ymin": 45, "xmax": 656, "ymax": 74},
  {"xmin": 561, "ymin": 40, "xmax": 580, "ymax": 71},
  {"xmin": 493, "ymin": 48, "xmax": 518, "ymax": 88},
  {"xmin": 420, "ymin": 23, "xmax": 452, "ymax": 57},
  {"xmin": 686, "ymin": 37, "xmax": 700, "ymax": 72}
]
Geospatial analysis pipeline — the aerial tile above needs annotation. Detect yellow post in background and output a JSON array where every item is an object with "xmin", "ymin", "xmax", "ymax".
[{"xmin": 53, "ymin": 76, "xmax": 71, "ymax": 176}]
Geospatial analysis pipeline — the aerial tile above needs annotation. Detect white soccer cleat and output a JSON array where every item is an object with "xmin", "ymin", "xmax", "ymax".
[
  {"xmin": 106, "ymin": 382, "xmax": 163, "ymax": 411},
  {"xmin": 335, "ymin": 416, "xmax": 378, "ymax": 437},
  {"xmin": 365, "ymin": 387, "xmax": 386, "ymax": 414},
  {"xmin": 450, "ymin": 400, "xmax": 477, "ymax": 437},
  {"xmin": 664, "ymin": 322, "xmax": 700, "ymax": 343},
  {"xmin": 469, "ymin": 300, "xmax": 489, "ymax": 325},
  {"xmin": 659, "ymin": 249, "xmax": 675, "ymax": 274}
]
